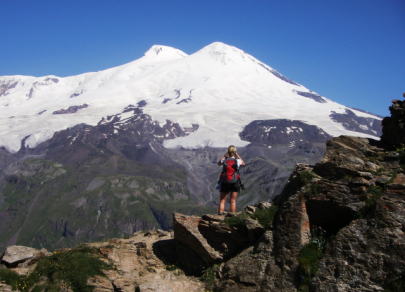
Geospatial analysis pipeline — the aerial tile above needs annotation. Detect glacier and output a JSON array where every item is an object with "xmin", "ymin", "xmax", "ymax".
[{"xmin": 0, "ymin": 42, "xmax": 381, "ymax": 153}]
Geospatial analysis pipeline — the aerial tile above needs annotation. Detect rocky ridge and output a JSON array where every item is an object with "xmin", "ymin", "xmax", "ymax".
[{"xmin": 0, "ymin": 230, "xmax": 204, "ymax": 292}]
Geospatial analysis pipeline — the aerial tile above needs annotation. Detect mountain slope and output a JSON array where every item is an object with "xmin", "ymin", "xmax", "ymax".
[{"xmin": 0, "ymin": 42, "xmax": 381, "ymax": 153}]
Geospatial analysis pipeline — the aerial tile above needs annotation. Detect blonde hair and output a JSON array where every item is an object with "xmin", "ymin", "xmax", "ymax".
[{"xmin": 228, "ymin": 145, "xmax": 237, "ymax": 156}]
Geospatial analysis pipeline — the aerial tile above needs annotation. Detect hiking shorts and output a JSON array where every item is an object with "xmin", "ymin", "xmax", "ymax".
[{"xmin": 220, "ymin": 181, "xmax": 240, "ymax": 193}]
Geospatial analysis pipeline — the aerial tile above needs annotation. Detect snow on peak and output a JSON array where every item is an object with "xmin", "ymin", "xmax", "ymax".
[
  {"xmin": 199, "ymin": 42, "xmax": 238, "ymax": 52},
  {"xmin": 0, "ymin": 42, "xmax": 382, "ymax": 153},
  {"xmin": 143, "ymin": 45, "xmax": 188, "ymax": 59},
  {"xmin": 193, "ymin": 42, "xmax": 248, "ymax": 65}
]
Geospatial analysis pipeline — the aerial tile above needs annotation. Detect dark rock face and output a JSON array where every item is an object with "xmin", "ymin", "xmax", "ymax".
[
  {"xmin": 257, "ymin": 62, "xmax": 300, "ymax": 86},
  {"xmin": 240, "ymin": 119, "xmax": 332, "ymax": 146},
  {"xmin": 36, "ymin": 108, "xmax": 192, "ymax": 166},
  {"xmin": 337, "ymin": 109, "xmax": 381, "ymax": 133},
  {"xmin": 294, "ymin": 90, "xmax": 326, "ymax": 103},
  {"xmin": 52, "ymin": 104, "xmax": 89, "ymax": 115},
  {"xmin": 381, "ymin": 96, "xmax": 405, "ymax": 147},
  {"xmin": 0, "ymin": 80, "xmax": 18, "ymax": 97},
  {"xmin": 330, "ymin": 108, "xmax": 382, "ymax": 137}
]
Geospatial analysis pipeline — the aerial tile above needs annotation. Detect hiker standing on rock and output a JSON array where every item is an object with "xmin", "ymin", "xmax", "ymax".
[{"xmin": 217, "ymin": 145, "xmax": 245, "ymax": 214}]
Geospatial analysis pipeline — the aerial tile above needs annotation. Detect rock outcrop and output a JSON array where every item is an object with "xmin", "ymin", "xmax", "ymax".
[
  {"xmin": 0, "ymin": 230, "xmax": 204, "ymax": 292},
  {"xmin": 381, "ymin": 93, "xmax": 405, "ymax": 147},
  {"xmin": 0, "ymin": 245, "xmax": 50, "ymax": 272},
  {"xmin": 172, "ymin": 208, "xmax": 271, "ymax": 276}
]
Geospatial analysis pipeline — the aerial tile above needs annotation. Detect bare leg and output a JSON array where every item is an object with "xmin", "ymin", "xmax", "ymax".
[
  {"xmin": 218, "ymin": 192, "xmax": 228, "ymax": 214},
  {"xmin": 229, "ymin": 192, "xmax": 238, "ymax": 213}
]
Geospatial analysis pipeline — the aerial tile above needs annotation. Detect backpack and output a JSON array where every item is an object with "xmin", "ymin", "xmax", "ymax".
[{"xmin": 220, "ymin": 157, "xmax": 240, "ymax": 184}]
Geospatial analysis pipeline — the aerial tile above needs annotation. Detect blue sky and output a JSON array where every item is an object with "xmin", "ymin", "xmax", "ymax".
[{"xmin": 1, "ymin": 0, "xmax": 404, "ymax": 117}]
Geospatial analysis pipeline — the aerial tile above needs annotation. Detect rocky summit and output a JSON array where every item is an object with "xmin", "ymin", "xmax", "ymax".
[{"xmin": 0, "ymin": 96, "xmax": 404, "ymax": 291}]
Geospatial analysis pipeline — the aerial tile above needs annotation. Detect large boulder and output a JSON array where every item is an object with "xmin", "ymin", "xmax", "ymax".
[
  {"xmin": 172, "ymin": 203, "xmax": 276, "ymax": 276},
  {"xmin": 172, "ymin": 213, "xmax": 223, "ymax": 275},
  {"xmin": 1, "ymin": 245, "xmax": 42, "ymax": 268}
]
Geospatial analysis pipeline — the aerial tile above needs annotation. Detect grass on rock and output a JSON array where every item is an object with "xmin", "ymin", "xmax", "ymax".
[{"xmin": 0, "ymin": 246, "xmax": 112, "ymax": 292}]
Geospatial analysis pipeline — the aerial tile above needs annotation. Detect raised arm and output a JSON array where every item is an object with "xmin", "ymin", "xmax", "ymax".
[
  {"xmin": 218, "ymin": 152, "xmax": 228, "ymax": 165},
  {"xmin": 235, "ymin": 152, "xmax": 245, "ymax": 166}
]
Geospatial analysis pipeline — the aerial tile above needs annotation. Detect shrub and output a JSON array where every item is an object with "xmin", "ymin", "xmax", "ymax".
[
  {"xmin": 297, "ymin": 243, "xmax": 323, "ymax": 286},
  {"xmin": 383, "ymin": 277, "xmax": 405, "ymax": 292},
  {"xmin": 200, "ymin": 264, "xmax": 217, "ymax": 292},
  {"xmin": 365, "ymin": 185, "xmax": 383, "ymax": 207},
  {"xmin": 304, "ymin": 183, "xmax": 321, "ymax": 198},
  {"xmin": 0, "ymin": 269, "xmax": 33, "ymax": 292},
  {"xmin": 386, "ymin": 172, "xmax": 398, "ymax": 184},
  {"xmin": 309, "ymin": 226, "xmax": 327, "ymax": 250},
  {"xmin": 0, "ymin": 246, "xmax": 112, "ymax": 292},
  {"xmin": 33, "ymin": 247, "xmax": 112, "ymax": 292},
  {"xmin": 250, "ymin": 205, "xmax": 279, "ymax": 230},
  {"xmin": 165, "ymin": 264, "xmax": 178, "ymax": 271},
  {"xmin": 357, "ymin": 185, "xmax": 384, "ymax": 218},
  {"xmin": 300, "ymin": 171, "xmax": 316, "ymax": 184}
]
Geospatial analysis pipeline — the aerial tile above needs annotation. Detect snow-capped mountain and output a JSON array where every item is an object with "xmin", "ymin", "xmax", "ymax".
[{"xmin": 0, "ymin": 42, "xmax": 381, "ymax": 153}]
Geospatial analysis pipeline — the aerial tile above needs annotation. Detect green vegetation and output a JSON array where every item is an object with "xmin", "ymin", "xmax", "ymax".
[
  {"xmin": 223, "ymin": 213, "xmax": 249, "ymax": 229},
  {"xmin": 304, "ymin": 183, "xmax": 321, "ymax": 198},
  {"xmin": 165, "ymin": 264, "xmax": 179, "ymax": 271},
  {"xmin": 300, "ymin": 170, "xmax": 316, "ymax": 184},
  {"xmin": 309, "ymin": 226, "xmax": 327, "ymax": 251},
  {"xmin": 0, "ymin": 246, "xmax": 111, "ymax": 292},
  {"xmin": 383, "ymin": 278, "xmax": 405, "ymax": 292},
  {"xmin": 386, "ymin": 172, "xmax": 398, "ymax": 185},
  {"xmin": 357, "ymin": 184, "xmax": 384, "ymax": 218},
  {"xmin": 0, "ymin": 156, "xmax": 216, "ymax": 253},
  {"xmin": 222, "ymin": 205, "xmax": 279, "ymax": 231},
  {"xmin": 200, "ymin": 264, "xmax": 217, "ymax": 292},
  {"xmin": 0, "ymin": 269, "xmax": 33, "ymax": 292},
  {"xmin": 296, "ymin": 225, "xmax": 329, "ymax": 291},
  {"xmin": 250, "ymin": 205, "xmax": 279, "ymax": 230},
  {"xmin": 297, "ymin": 243, "xmax": 323, "ymax": 290}
]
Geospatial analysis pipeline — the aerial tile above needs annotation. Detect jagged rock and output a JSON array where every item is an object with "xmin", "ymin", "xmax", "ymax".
[
  {"xmin": 215, "ymin": 230, "xmax": 284, "ymax": 291},
  {"xmin": 1, "ymin": 245, "xmax": 41, "ymax": 268},
  {"xmin": 381, "ymin": 96, "xmax": 405, "ymax": 147},
  {"xmin": 173, "ymin": 213, "xmax": 223, "ymax": 266},
  {"xmin": 245, "ymin": 218, "xmax": 265, "ymax": 243},
  {"xmin": 255, "ymin": 202, "xmax": 273, "ymax": 210},
  {"xmin": 244, "ymin": 205, "xmax": 257, "ymax": 215},
  {"xmin": 52, "ymin": 104, "xmax": 89, "ymax": 115},
  {"xmin": 198, "ymin": 214, "xmax": 250, "ymax": 258}
]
